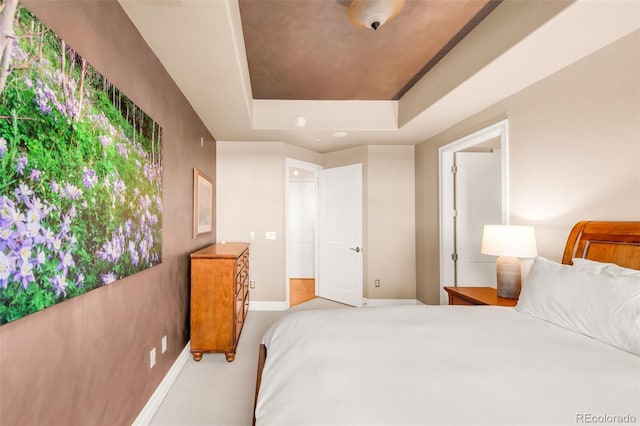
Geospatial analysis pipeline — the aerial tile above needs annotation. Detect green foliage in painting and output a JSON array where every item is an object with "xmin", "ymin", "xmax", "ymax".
[{"xmin": 0, "ymin": 5, "xmax": 163, "ymax": 324}]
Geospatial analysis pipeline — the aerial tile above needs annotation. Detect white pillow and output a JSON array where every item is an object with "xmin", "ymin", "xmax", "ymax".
[
  {"xmin": 572, "ymin": 257, "xmax": 640, "ymax": 278},
  {"xmin": 516, "ymin": 256, "xmax": 640, "ymax": 355}
]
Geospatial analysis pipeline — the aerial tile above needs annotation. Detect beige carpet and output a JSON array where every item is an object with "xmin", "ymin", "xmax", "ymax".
[{"xmin": 150, "ymin": 298, "xmax": 346, "ymax": 425}]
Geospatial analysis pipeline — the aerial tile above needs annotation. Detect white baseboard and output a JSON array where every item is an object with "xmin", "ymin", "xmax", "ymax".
[
  {"xmin": 249, "ymin": 300, "xmax": 289, "ymax": 311},
  {"xmin": 131, "ymin": 341, "xmax": 191, "ymax": 426},
  {"xmin": 363, "ymin": 298, "xmax": 423, "ymax": 307},
  {"xmin": 249, "ymin": 299, "xmax": 423, "ymax": 310}
]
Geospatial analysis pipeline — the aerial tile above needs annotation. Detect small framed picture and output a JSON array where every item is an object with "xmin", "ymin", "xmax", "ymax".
[{"xmin": 193, "ymin": 168, "xmax": 214, "ymax": 238}]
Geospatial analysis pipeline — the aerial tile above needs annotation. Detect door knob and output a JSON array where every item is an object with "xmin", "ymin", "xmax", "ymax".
[{"xmin": 350, "ymin": 247, "xmax": 361, "ymax": 253}]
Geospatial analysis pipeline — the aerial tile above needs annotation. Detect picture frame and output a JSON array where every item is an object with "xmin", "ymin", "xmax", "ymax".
[{"xmin": 193, "ymin": 168, "xmax": 214, "ymax": 238}]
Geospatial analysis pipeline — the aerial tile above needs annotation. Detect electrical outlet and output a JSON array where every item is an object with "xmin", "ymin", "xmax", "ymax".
[
  {"xmin": 375, "ymin": 279, "xmax": 381, "ymax": 288},
  {"xmin": 150, "ymin": 347, "xmax": 156, "ymax": 368},
  {"xmin": 250, "ymin": 280, "xmax": 255, "ymax": 289},
  {"xmin": 162, "ymin": 335, "xmax": 167, "ymax": 354}
]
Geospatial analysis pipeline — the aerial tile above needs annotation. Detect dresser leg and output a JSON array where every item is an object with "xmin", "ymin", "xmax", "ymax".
[
  {"xmin": 192, "ymin": 352, "xmax": 203, "ymax": 362},
  {"xmin": 225, "ymin": 352, "xmax": 236, "ymax": 362}
]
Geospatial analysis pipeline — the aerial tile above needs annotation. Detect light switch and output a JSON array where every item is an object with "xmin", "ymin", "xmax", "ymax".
[
  {"xmin": 265, "ymin": 231, "xmax": 276, "ymax": 240},
  {"xmin": 249, "ymin": 231, "xmax": 255, "ymax": 240}
]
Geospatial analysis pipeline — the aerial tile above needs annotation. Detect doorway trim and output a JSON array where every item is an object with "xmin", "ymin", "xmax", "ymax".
[
  {"xmin": 285, "ymin": 158, "xmax": 322, "ymax": 306},
  {"xmin": 438, "ymin": 119, "xmax": 509, "ymax": 305}
]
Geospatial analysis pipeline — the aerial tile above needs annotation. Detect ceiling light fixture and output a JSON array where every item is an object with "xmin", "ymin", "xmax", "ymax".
[
  {"xmin": 347, "ymin": 0, "xmax": 405, "ymax": 31},
  {"xmin": 332, "ymin": 131, "xmax": 348, "ymax": 138},
  {"xmin": 294, "ymin": 115, "xmax": 306, "ymax": 128}
]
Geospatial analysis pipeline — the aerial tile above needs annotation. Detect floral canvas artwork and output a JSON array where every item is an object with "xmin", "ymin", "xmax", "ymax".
[{"xmin": 0, "ymin": 3, "xmax": 163, "ymax": 324}]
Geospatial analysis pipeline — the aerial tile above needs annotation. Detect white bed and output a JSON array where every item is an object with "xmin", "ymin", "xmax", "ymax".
[{"xmin": 254, "ymin": 221, "xmax": 640, "ymax": 425}]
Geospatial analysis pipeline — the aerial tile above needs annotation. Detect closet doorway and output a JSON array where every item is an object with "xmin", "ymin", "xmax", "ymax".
[
  {"xmin": 438, "ymin": 120, "xmax": 509, "ymax": 305},
  {"xmin": 285, "ymin": 159, "xmax": 321, "ymax": 307}
]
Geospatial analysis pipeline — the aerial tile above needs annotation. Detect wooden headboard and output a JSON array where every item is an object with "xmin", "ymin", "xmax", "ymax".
[{"xmin": 562, "ymin": 221, "xmax": 640, "ymax": 270}]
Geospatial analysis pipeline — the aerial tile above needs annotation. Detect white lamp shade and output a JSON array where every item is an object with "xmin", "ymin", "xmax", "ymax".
[{"xmin": 481, "ymin": 225, "xmax": 538, "ymax": 258}]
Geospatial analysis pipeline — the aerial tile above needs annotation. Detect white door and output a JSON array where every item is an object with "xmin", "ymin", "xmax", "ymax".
[
  {"xmin": 318, "ymin": 164, "xmax": 363, "ymax": 306},
  {"xmin": 455, "ymin": 152, "xmax": 502, "ymax": 286}
]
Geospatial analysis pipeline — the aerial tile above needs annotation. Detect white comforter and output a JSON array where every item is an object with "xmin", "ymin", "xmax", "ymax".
[{"xmin": 255, "ymin": 305, "xmax": 640, "ymax": 425}]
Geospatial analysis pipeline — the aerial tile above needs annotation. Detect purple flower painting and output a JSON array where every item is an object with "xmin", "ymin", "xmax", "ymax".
[{"xmin": 0, "ymin": 4, "xmax": 163, "ymax": 324}]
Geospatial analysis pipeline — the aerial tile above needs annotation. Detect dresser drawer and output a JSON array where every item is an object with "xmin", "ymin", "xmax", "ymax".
[
  {"xmin": 236, "ymin": 286, "xmax": 245, "ymax": 319},
  {"xmin": 235, "ymin": 249, "xmax": 249, "ymax": 275},
  {"xmin": 235, "ymin": 269, "xmax": 243, "ymax": 295},
  {"xmin": 235, "ymin": 254, "xmax": 249, "ymax": 295},
  {"xmin": 449, "ymin": 294, "xmax": 477, "ymax": 306},
  {"xmin": 235, "ymin": 292, "xmax": 249, "ymax": 341}
]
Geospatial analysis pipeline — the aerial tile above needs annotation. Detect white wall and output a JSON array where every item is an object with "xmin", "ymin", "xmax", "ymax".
[
  {"xmin": 367, "ymin": 146, "xmax": 416, "ymax": 299},
  {"xmin": 218, "ymin": 143, "xmax": 417, "ymax": 303},
  {"xmin": 216, "ymin": 142, "xmax": 286, "ymax": 301},
  {"xmin": 216, "ymin": 142, "xmax": 322, "ymax": 303}
]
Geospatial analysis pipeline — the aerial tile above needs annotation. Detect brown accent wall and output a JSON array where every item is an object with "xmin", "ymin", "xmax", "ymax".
[{"xmin": 0, "ymin": 1, "xmax": 216, "ymax": 425}]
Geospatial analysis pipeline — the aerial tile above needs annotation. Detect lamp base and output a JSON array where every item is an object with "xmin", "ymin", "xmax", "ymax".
[{"xmin": 496, "ymin": 256, "xmax": 521, "ymax": 299}]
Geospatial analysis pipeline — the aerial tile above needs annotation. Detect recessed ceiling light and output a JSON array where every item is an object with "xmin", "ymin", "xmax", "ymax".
[
  {"xmin": 332, "ymin": 131, "xmax": 348, "ymax": 138},
  {"xmin": 294, "ymin": 115, "xmax": 306, "ymax": 128},
  {"xmin": 315, "ymin": 138, "xmax": 321, "ymax": 142}
]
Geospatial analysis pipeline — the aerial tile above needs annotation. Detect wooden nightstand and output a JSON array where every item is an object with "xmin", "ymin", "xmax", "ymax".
[{"xmin": 444, "ymin": 286, "xmax": 518, "ymax": 307}]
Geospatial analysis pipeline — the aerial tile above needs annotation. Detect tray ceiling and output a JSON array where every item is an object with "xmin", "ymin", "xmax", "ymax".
[
  {"xmin": 238, "ymin": 0, "xmax": 499, "ymax": 101},
  {"xmin": 118, "ymin": 0, "xmax": 640, "ymax": 153}
]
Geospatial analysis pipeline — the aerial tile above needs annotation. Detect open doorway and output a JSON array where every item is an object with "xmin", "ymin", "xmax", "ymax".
[
  {"xmin": 285, "ymin": 159, "xmax": 364, "ymax": 308},
  {"xmin": 438, "ymin": 120, "xmax": 509, "ymax": 305},
  {"xmin": 285, "ymin": 158, "xmax": 321, "ymax": 307}
]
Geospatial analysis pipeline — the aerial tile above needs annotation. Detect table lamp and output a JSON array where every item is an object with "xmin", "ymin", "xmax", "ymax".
[{"xmin": 481, "ymin": 225, "xmax": 538, "ymax": 299}]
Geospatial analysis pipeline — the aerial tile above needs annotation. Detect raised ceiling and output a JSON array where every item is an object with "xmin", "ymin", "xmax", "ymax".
[
  {"xmin": 238, "ymin": 0, "xmax": 499, "ymax": 101},
  {"xmin": 118, "ymin": 0, "xmax": 640, "ymax": 153}
]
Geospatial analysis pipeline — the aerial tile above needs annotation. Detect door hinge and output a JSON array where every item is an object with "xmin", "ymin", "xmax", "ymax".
[
  {"xmin": 451, "ymin": 165, "xmax": 457, "ymax": 174},
  {"xmin": 452, "ymin": 209, "xmax": 457, "ymax": 218},
  {"xmin": 451, "ymin": 253, "xmax": 458, "ymax": 261}
]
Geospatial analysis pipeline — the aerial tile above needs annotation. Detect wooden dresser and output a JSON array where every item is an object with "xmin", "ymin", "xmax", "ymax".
[{"xmin": 190, "ymin": 242, "xmax": 250, "ymax": 362}]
